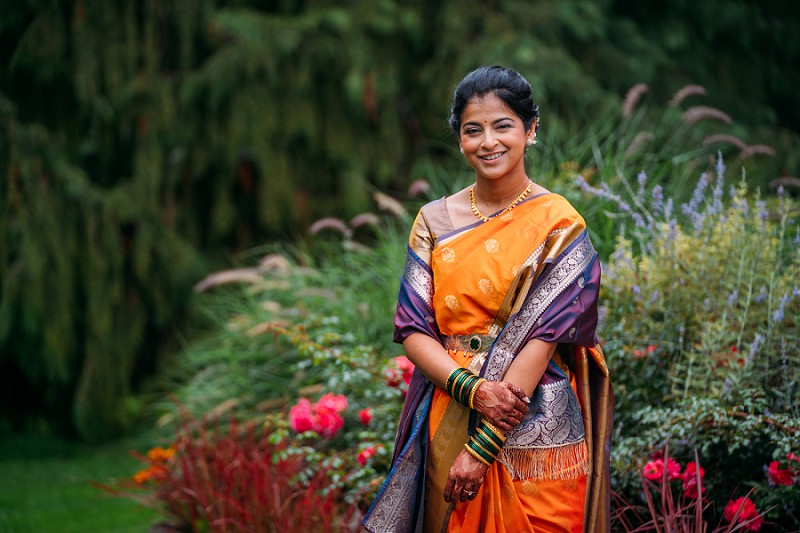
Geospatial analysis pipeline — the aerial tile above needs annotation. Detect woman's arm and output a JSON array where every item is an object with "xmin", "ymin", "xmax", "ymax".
[
  {"xmin": 444, "ymin": 338, "xmax": 556, "ymax": 503},
  {"xmin": 402, "ymin": 332, "xmax": 529, "ymax": 432},
  {"xmin": 500, "ymin": 338, "xmax": 557, "ymax": 397}
]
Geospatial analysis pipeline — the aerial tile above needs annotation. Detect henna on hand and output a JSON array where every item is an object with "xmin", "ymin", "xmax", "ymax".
[
  {"xmin": 443, "ymin": 449, "xmax": 489, "ymax": 503},
  {"xmin": 472, "ymin": 381, "xmax": 529, "ymax": 432}
]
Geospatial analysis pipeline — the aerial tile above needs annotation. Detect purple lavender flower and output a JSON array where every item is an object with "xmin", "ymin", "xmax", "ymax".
[
  {"xmin": 747, "ymin": 333, "xmax": 765, "ymax": 367},
  {"xmin": 682, "ymin": 173, "xmax": 709, "ymax": 232},
  {"xmin": 794, "ymin": 226, "xmax": 800, "ymax": 246},
  {"xmin": 793, "ymin": 286, "xmax": 800, "ymax": 299},
  {"xmin": 727, "ymin": 290, "xmax": 738, "ymax": 308},
  {"xmin": 637, "ymin": 171, "xmax": 647, "ymax": 198},
  {"xmin": 667, "ymin": 218, "xmax": 678, "ymax": 244},
  {"xmin": 755, "ymin": 286, "xmax": 768, "ymax": 304},
  {"xmin": 773, "ymin": 292, "xmax": 790, "ymax": 323},
  {"xmin": 651, "ymin": 185, "xmax": 664, "ymax": 215},
  {"xmin": 704, "ymin": 297, "xmax": 711, "ymax": 312},
  {"xmin": 651, "ymin": 290, "xmax": 659, "ymax": 303},
  {"xmin": 757, "ymin": 200, "xmax": 767, "ymax": 231},
  {"xmin": 664, "ymin": 198, "xmax": 674, "ymax": 221},
  {"xmin": 632, "ymin": 285, "xmax": 641, "ymax": 296},
  {"xmin": 715, "ymin": 151, "xmax": 726, "ymax": 181}
]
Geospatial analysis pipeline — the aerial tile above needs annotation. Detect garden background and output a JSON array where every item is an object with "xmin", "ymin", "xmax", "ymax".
[{"xmin": 1, "ymin": 0, "xmax": 799, "ymax": 531}]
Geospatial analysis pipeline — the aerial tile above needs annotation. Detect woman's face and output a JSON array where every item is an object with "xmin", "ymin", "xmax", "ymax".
[{"xmin": 458, "ymin": 94, "xmax": 535, "ymax": 183}]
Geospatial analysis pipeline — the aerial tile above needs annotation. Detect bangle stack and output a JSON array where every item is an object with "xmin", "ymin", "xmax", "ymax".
[
  {"xmin": 445, "ymin": 368, "xmax": 486, "ymax": 409},
  {"xmin": 464, "ymin": 419, "xmax": 506, "ymax": 465}
]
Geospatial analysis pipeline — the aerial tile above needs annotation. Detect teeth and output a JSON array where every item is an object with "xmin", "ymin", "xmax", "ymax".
[{"xmin": 481, "ymin": 153, "xmax": 503, "ymax": 161}]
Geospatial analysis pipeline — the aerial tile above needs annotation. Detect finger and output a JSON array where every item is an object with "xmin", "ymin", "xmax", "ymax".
[
  {"xmin": 444, "ymin": 476, "xmax": 455, "ymax": 503},
  {"xmin": 508, "ymin": 384, "xmax": 530, "ymax": 403}
]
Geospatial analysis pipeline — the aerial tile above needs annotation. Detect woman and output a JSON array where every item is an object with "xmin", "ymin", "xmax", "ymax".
[{"xmin": 363, "ymin": 66, "xmax": 613, "ymax": 533}]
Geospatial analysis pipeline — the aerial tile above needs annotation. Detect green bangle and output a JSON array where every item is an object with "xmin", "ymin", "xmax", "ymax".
[
  {"xmin": 454, "ymin": 372, "xmax": 474, "ymax": 402},
  {"xmin": 472, "ymin": 431, "xmax": 500, "ymax": 457},
  {"xmin": 464, "ymin": 443, "xmax": 492, "ymax": 466},
  {"xmin": 458, "ymin": 375, "xmax": 477, "ymax": 404},
  {"xmin": 445, "ymin": 368, "xmax": 467, "ymax": 395},
  {"xmin": 476, "ymin": 425, "xmax": 504, "ymax": 450},
  {"xmin": 466, "ymin": 438, "xmax": 497, "ymax": 464}
]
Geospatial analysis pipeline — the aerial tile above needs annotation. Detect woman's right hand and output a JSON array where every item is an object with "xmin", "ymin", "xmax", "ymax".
[{"xmin": 472, "ymin": 381, "xmax": 530, "ymax": 432}]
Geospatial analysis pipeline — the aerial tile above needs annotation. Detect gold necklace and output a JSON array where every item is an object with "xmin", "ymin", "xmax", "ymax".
[{"xmin": 469, "ymin": 181, "xmax": 532, "ymax": 223}]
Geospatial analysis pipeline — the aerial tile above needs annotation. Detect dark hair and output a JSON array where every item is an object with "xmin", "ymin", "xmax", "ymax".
[{"xmin": 448, "ymin": 65, "xmax": 540, "ymax": 137}]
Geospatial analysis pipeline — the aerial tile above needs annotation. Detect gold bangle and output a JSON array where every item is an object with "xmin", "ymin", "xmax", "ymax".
[
  {"xmin": 480, "ymin": 419, "xmax": 506, "ymax": 442},
  {"xmin": 464, "ymin": 443, "xmax": 492, "ymax": 466},
  {"xmin": 468, "ymin": 378, "xmax": 486, "ymax": 409}
]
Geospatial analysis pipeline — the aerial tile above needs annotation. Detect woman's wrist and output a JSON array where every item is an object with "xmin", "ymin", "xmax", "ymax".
[
  {"xmin": 445, "ymin": 367, "xmax": 484, "ymax": 408},
  {"xmin": 464, "ymin": 418, "xmax": 506, "ymax": 465}
]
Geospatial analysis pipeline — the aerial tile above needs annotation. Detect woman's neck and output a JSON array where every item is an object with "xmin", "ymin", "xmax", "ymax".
[{"xmin": 473, "ymin": 174, "xmax": 532, "ymax": 213}]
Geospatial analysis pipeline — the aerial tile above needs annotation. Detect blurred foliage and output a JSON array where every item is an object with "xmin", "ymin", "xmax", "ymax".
[
  {"xmin": 593, "ymin": 164, "xmax": 800, "ymax": 528},
  {"xmin": 1, "ymin": 0, "xmax": 798, "ymax": 441}
]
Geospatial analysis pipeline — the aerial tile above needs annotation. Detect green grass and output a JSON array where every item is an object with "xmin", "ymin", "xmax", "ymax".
[{"xmin": 0, "ymin": 432, "xmax": 161, "ymax": 533}]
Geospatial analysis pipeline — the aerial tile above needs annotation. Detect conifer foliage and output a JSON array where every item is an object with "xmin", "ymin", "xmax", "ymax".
[{"xmin": 1, "ymin": 1, "xmax": 797, "ymax": 440}]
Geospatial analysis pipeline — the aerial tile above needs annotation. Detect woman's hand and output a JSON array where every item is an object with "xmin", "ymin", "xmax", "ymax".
[
  {"xmin": 443, "ymin": 449, "xmax": 489, "ymax": 503},
  {"xmin": 472, "ymin": 380, "xmax": 529, "ymax": 432}
]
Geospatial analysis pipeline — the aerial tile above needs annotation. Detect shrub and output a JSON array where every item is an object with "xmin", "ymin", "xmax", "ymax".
[{"xmin": 582, "ymin": 157, "xmax": 800, "ymax": 529}]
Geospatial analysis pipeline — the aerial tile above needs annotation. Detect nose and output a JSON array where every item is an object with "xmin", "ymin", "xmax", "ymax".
[{"xmin": 481, "ymin": 130, "xmax": 498, "ymax": 149}]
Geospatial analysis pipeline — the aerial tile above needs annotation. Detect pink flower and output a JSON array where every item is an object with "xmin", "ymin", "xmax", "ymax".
[
  {"xmin": 317, "ymin": 393, "xmax": 348, "ymax": 413},
  {"xmin": 359, "ymin": 408, "xmax": 373, "ymax": 427},
  {"xmin": 724, "ymin": 497, "xmax": 763, "ymax": 532},
  {"xmin": 289, "ymin": 394, "xmax": 349, "ymax": 438},
  {"xmin": 385, "ymin": 356, "xmax": 414, "ymax": 388},
  {"xmin": 357, "ymin": 445, "xmax": 378, "ymax": 466},
  {"xmin": 681, "ymin": 461, "xmax": 705, "ymax": 498},
  {"xmin": 643, "ymin": 457, "xmax": 681, "ymax": 481},
  {"xmin": 788, "ymin": 452, "xmax": 800, "ymax": 464},
  {"xmin": 767, "ymin": 460, "xmax": 794, "ymax": 486},
  {"xmin": 288, "ymin": 398, "xmax": 314, "ymax": 433}
]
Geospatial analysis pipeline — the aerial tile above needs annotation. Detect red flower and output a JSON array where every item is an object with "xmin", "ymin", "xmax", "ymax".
[
  {"xmin": 313, "ymin": 408, "xmax": 345, "ymax": 438},
  {"xmin": 665, "ymin": 457, "xmax": 681, "ymax": 480},
  {"xmin": 642, "ymin": 458, "xmax": 664, "ymax": 480},
  {"xmin": 385, "ymin": 356, "xmax": 415, "ymax": 388},
  {"xmin": 681, "ymin": 461, "xmax": 705, "ymax": 498},
  {"xmin": 788, "ymin": 452, "xmax": 800, "ymax": 464},
  {"xmin": 642, "ymin": 457, "xmax": 681, "ymax": 482},
  {"xmin": 767, "ymin": 460, "xmax": 794, "ymax": 486},
  {"xmin": 357, "ymin": 445, "xmax": 378, "ymax": 466},
  {"xmin": 723, "ymin": 497, "xmax": 763, "ymax": 532},
  {"xmin": 359, "ymin": 408, "xmax": 373, "ymax": 427},
  {"xmin": 289, "ymin": 398, "xmax": 314, "ymax": 433}
]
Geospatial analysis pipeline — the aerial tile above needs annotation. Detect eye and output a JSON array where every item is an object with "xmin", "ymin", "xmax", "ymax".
[
  {"xmin": 464, "ymin": 127, "xmax": 481, "ymax": 135},
  {"xmin": 497, "ymin": 122, "xmax": 512, "ymax": 130}
]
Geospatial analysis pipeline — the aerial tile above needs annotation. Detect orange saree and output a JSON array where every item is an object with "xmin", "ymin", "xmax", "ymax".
[{"xmin": 363, "ymin": 193, "xmax": 613, "ymax": 533}]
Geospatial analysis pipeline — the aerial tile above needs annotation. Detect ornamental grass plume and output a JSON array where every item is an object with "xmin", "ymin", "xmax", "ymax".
[
  {"xmin": 668, "ymin": 84, "xmax": 707, "ymax": 107},
  {"xmin": 683, "ymin": 105, "xmax": 733, "ymax": 125},
  {"xmin": 623, "ymin": 83, "xmax": 649, "ymax": 118}
]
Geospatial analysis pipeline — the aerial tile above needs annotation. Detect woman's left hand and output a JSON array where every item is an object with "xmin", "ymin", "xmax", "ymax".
[{"xmin": 443, "ymin": 449, "xmax": 489, "ymax": 503}]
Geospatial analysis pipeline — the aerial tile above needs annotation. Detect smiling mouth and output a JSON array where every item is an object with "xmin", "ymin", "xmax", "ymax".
[{"xmin": 479, "ymin": 152, "xmax": 505, "ymax": 161}]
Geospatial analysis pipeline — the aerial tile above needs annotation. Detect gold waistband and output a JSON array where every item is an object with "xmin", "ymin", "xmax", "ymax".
[{"xmin": 443, "ymin": 334, "xmax": 496, "ymax": 356}]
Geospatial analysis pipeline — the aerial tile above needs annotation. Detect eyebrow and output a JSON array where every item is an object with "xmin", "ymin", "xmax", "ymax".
[{"xmin": 461, "ymin": 116, "xmax": 515, "ymax": 129}]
